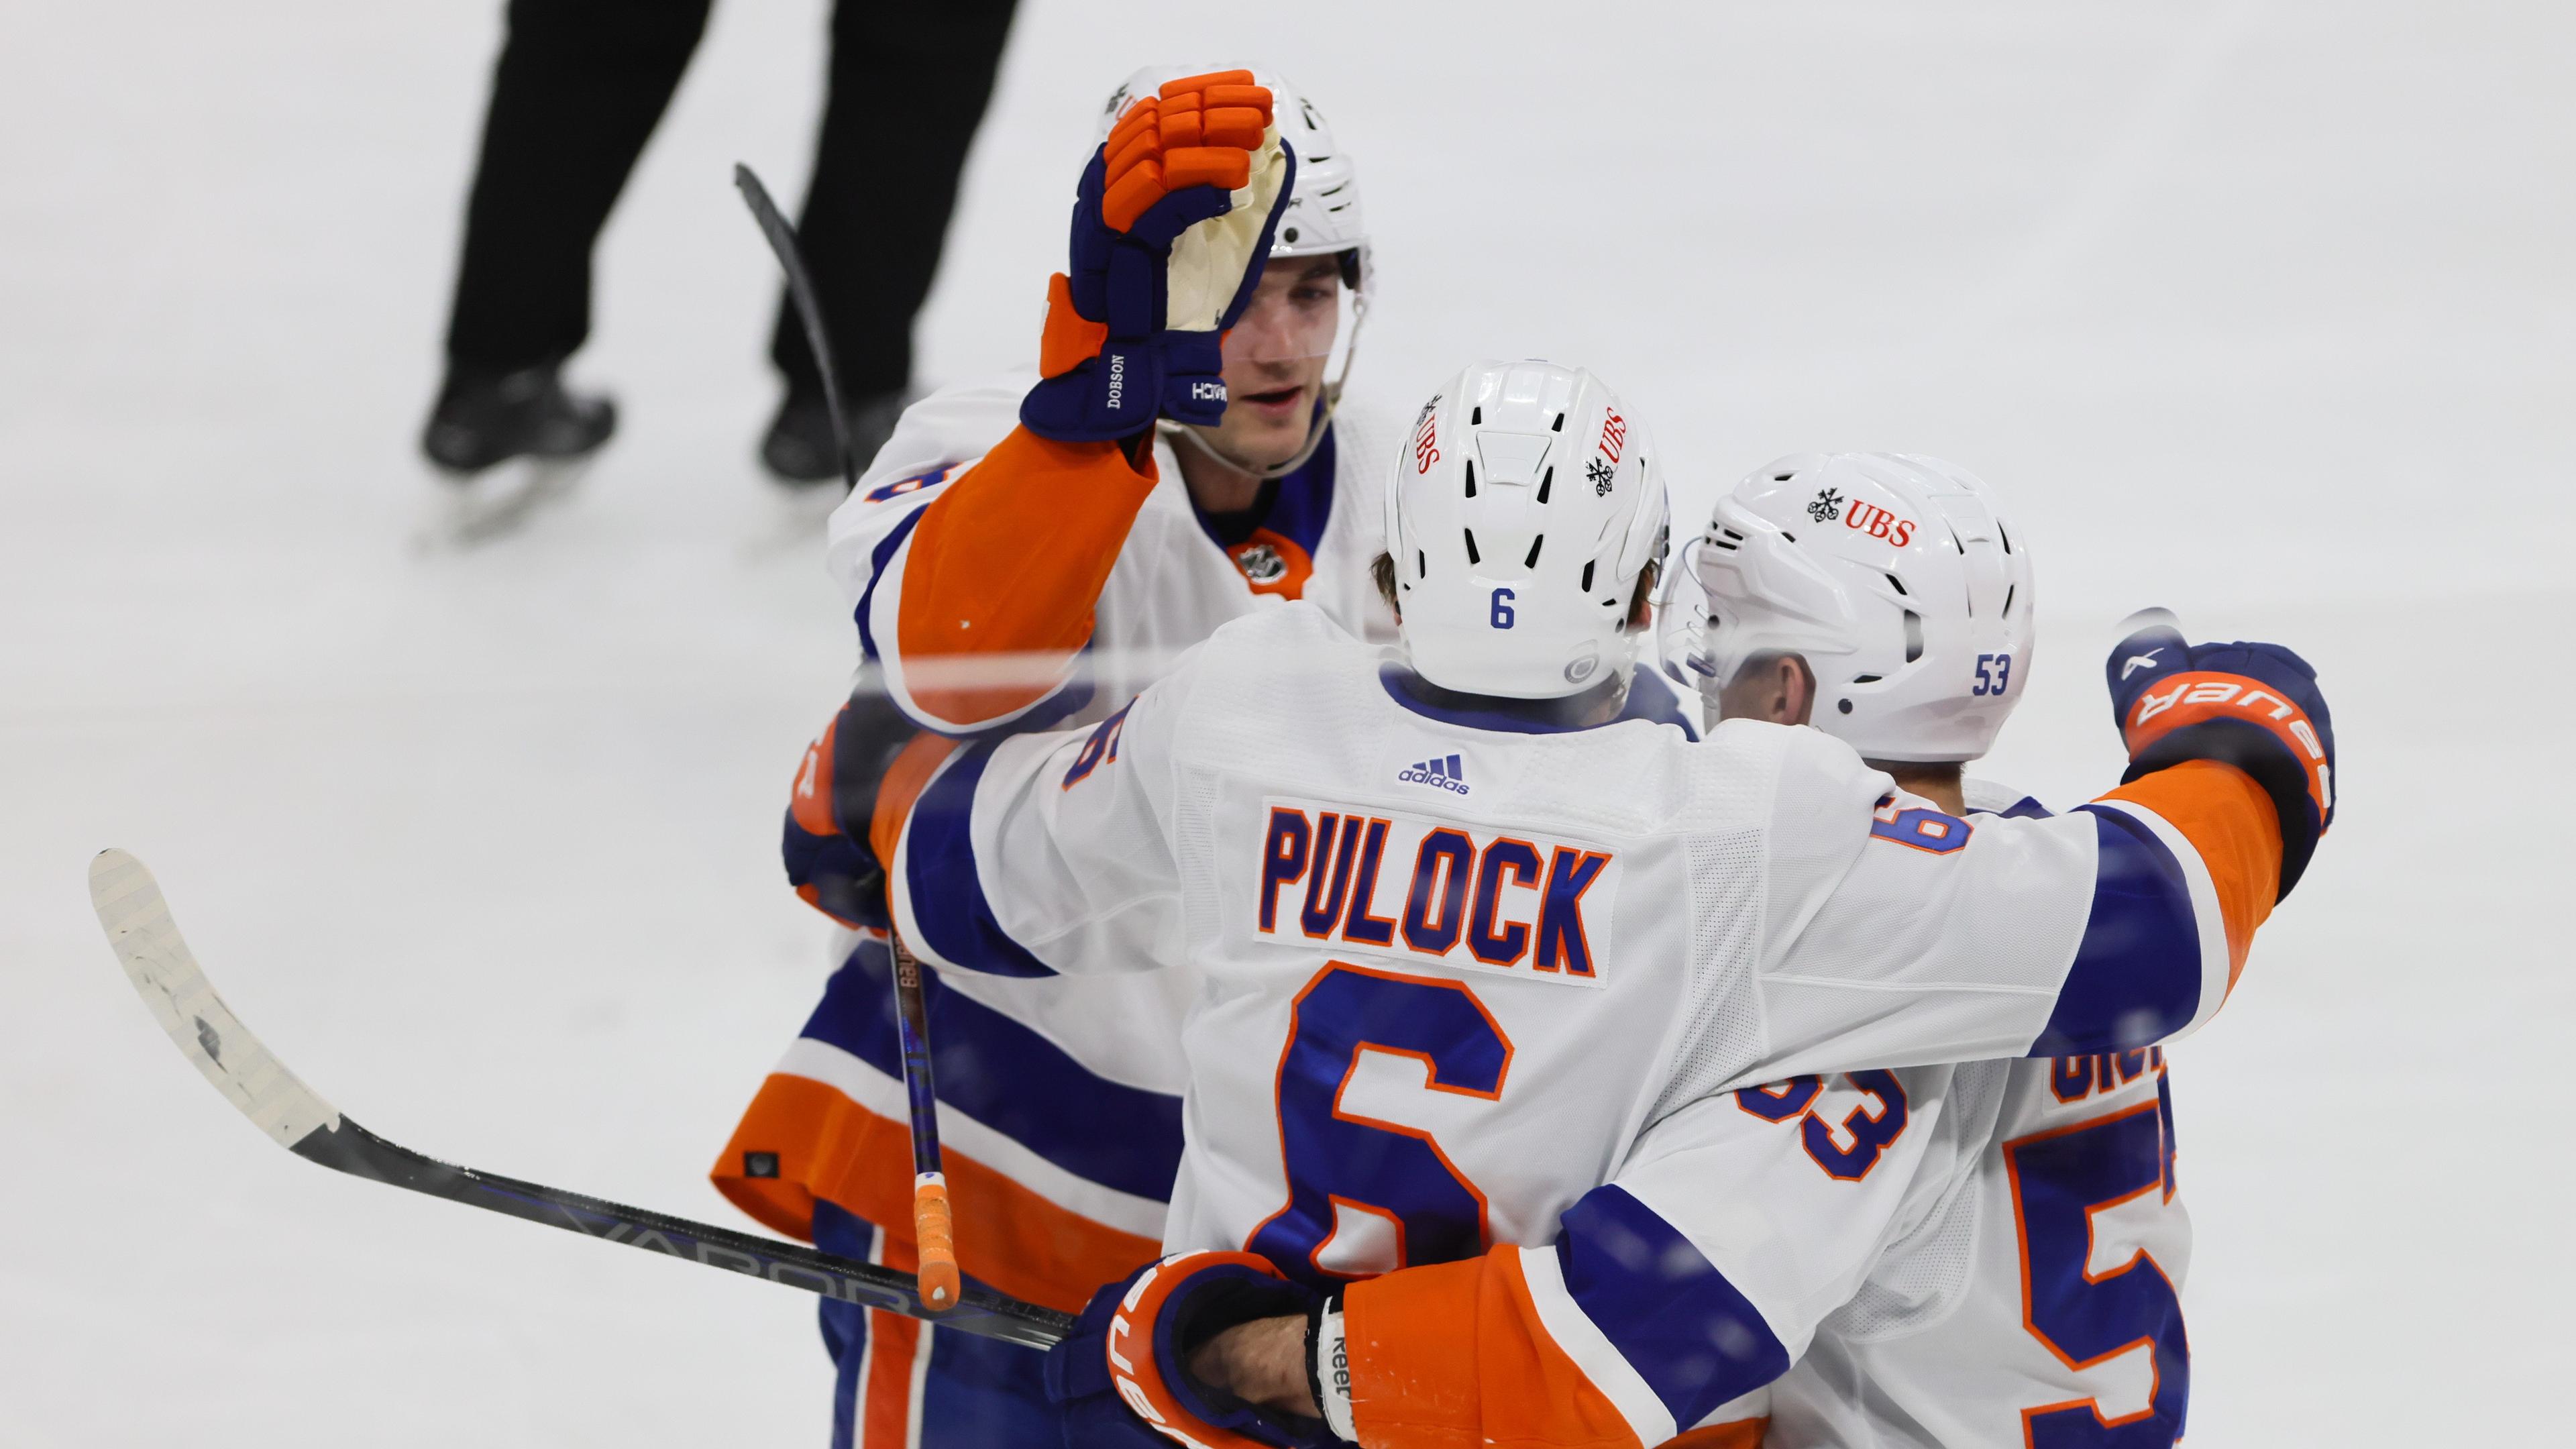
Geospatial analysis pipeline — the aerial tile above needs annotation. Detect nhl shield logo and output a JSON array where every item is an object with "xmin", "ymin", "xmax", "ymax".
[{"xmin": 1234, "ymin": 543, "xmax": 1289, "ymax": 586}]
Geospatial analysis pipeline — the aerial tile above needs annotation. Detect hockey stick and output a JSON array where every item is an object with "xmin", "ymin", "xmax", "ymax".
[
  {"xmin": 88, "ymin": 849, "xmax": 1069, "ymax": 1350},
  {"xmin": 733, "ymin": 161, "xmax": 963, "ymax": 1310},
  {"xmin": 734, "ymin": 163, "xmax": 860, "ymax": 492}
]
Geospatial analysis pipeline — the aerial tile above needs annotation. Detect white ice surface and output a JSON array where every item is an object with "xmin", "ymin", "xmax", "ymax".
[{"xmin": 3, "ymin": 1, "xmax": 2570, "ymax": 1444}]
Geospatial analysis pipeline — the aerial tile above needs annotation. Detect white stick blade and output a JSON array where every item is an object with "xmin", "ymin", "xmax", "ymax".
[{"xmin": 89, "ymin": 849, "xmax": 340, "ymax": 1146}]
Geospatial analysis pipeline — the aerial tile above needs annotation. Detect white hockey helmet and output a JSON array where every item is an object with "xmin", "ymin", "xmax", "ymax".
[
  {"xmin": 1660, "ymin": 453, "xmax": 2035, "ymax": 763},
  {"xmin": 1385, "ymin": 362, "xmax": 1669, "ymax": 700},
  {"xmin": 1102, "ymin": 66, "xmax": 1372, "ymax": 480}
]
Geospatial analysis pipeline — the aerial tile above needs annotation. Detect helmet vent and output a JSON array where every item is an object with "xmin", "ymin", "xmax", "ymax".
[
  {"xmin": 1536, "ymin": 467, "xmax": 1553, "ymax": 504},
  {"xmin": 1463, "ymin": 530, "xmax": 1481, "ymax": 566},
  {"xmin": 1902, "ymin": 611, "xmax": 1924, "ymax": 663},
  {"xmin": 1705, "ymin": 531, "xmax": 1739, "ymax": 553},
  {"xmin": 1470, "ymin": 407, "xmax": 1482, "ymax": 425},
  {"xmin": 1550, "ymin": 413, "xmax": 1565, "ymax": 433},
  {"xmin": 2003, "ymin": 584, "xmax": 2017, "ymax": 615},
  {"xmin": 1524, "ymin": 536, "xmax": 1545, "ymax": 568},
  {"xmin": 1579, "ymin": 559, "xmax": 1595, "ymax": 592},
  {"xmin": 1464, "ymin": 460, "xmax": 1477, "ymax": 498},
  {"xmin": 1998, "ymin": 519, "xmax": 2014, "ymax": 554},
  {"xmin": 1774, "ymin": 472, "xmax": 1794, "ymax": 482},
  {"xmin": 1851, "ymin": 675, "xmax": 1883, "ymax": 685},
  {"xmin": 1884, "ymin": 572, "xmax": 1909, "ymax": 596},
  {"xmin": 1416, "ymin": 549, "xmax": 1427, "ymax": 579}
]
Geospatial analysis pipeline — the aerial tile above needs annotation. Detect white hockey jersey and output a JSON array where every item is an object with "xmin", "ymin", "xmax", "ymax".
[
  {"xmin": 879, "ymin": 602, "xmax": 2275, "ymax": 1448},
  {"xmin": 1766, "ymin": 780, "xmax": 2192, "ymax": 1449},
  {"xmin": 722, "ymin": 377, "xmax": 1682, "ymax": 1316},
  {"xmin": 826, "ymin": 370, "xmax": 1399, "ymax": 737}
]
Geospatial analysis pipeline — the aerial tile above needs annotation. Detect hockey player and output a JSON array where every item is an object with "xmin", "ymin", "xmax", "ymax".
[
  {"xmin": 1662, "ymin": 454, "xmax": 2210, "ymax": 1446},
  {"xmin": 867, "ymin": 360, "xmax": 2338, "ymax": 1449},
  {"xmin": 712, "ymin": 68, "xmax": 1703, "ymax": 1448}
]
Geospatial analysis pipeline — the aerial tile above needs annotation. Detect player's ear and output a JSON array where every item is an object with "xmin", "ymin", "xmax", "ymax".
[{"xmin": 1716, "ymin": 651, "xmax": 1815, "ymax": 727}]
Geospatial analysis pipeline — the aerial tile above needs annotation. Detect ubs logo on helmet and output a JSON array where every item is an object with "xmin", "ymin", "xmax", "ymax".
[
  {"xmin": 1411, "ymin": 395, "xmax": 1443, "ymax": 475},
  {"xmin": 1807, "ymin": 487, "xmax": 1843, "ymax": 523}
]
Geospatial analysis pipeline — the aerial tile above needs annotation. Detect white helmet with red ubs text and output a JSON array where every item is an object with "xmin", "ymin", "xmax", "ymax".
[
  {"xmin": 1660, "ymin": 452, "xmax": 2035, "ymax": 762},
  {"xmin": 1385, "ymin": 362, "xmax": 1668, "ymax": 700}
]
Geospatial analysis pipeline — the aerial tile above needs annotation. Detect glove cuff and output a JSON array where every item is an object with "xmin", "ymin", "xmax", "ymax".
[{"xmin": 1308, "ymin": 1294, "xmax": 1356, "ymax": 1444}]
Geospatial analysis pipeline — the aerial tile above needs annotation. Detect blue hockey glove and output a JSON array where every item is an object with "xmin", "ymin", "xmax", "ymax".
[
  {"xmin": 2105, "ymin": 612, "xmax": 2337, "ymax": 896},
  {"xmin": 1022, "ymin": 70, "xmax": 1296, "ymax": 442}
]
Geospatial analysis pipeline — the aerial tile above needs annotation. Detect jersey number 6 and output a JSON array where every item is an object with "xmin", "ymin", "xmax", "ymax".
[{"xmin": 1246, "ymin": 963, "xmax": 1511, "ymax": 1288}]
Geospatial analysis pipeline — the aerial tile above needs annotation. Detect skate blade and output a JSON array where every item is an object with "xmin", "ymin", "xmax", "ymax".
[{"xmin": 414, "ymin": 453, "xmax": 598, "ymax": 552}]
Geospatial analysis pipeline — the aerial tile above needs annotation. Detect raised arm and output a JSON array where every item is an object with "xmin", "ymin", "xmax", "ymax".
[
  {"xmin": 845, "ymin": 70, "xmax": 1294, "ymax": 737},
  {"xmin": 1750, "ymin": 619, "xmax": 2336, "ymax": 1076}
]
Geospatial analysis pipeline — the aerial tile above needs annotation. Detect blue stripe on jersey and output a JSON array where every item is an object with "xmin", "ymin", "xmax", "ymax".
[
  {"xmin": 853, "ymin": 506, "xmax": 926, "ymax": 666},
  {"xmin": 2029, "ymin": 808, "xmax": 2206, "ymax": 1057},
  {"xmin": 1993, "ymin": 795, "xmax": 2051, "ymax": 820},
  {"xmin": 1555, "ymin": 1185, "xmax": 1789, "ymax": 1426},
  {"xmin": 903, "ymin": 741, "xmax": 1056, "ymax": 977},
  {"xmin": 802, "ymin": 941, "xmax": 1186, "ymax": 1204},
  {"xmin": 1620, "ymin": 663, "xmax": 1700, "ymax": 741}
]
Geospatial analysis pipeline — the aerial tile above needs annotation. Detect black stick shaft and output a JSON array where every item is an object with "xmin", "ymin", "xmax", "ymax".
[
  {"xmin": 734, "ymin": 164, "xmax": 859, "ymax": 490},
  {"xmin": 290, "ymin": 1114, "xmax": 1072, "ymax": 1348}
]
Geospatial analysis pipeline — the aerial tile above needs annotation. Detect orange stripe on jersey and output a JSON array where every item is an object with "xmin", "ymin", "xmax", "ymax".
[
  {"xmin": 870, "ymin": 732, "xmax": 961, "ymax": 876},
  {"xmin": 1666, "ymin": 1419, "xmax": 1767, "ymax": 1449},
  {"xmin": 1342, "ymin": 1251, "xmax": 1641, "ymax": 1449},
  {"xmin": 2102, "ymin": 761, "xmax": 2279, "ymax": 989},
  {"xmin": 790, "ymin": 708, "xmax": 843, "ymax": 838},
  {"xmin": 893, "ymin": 425, "xmax": 1160, "ymax": 726},
  {"xmin": 711, "ymin": 1071, "xmax": 1162, "ymax": 1313},
  {"xmin": 862, "ymin": 1234, "xmax": 925, "ymax": 1449}
]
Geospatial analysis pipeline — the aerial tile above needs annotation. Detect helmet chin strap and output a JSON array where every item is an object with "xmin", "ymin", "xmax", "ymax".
[{"xmin": 1157, "ymin": 287, "xmax": 1368, "ymax": 482}]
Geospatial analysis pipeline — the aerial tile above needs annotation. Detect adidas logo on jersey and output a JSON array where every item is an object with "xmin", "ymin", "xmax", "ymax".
[{"xmin": 1397, "ymin": 754, "xmax": 1469, "ymax": 794}]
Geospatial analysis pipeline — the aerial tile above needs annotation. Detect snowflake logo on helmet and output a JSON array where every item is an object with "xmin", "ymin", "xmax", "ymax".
[
  {"xmin": 1807, "ymin": 487, "xmax": 1844, "ymax": 523},
  {"xmin": 1587, "ymin": 458, "xmax": 1616, "ymax": 497}
]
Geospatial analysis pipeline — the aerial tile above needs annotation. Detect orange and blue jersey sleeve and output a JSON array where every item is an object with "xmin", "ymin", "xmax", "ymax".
[
  {"xmin": 1332, "ymin": 1075, "xmax": 1959, "ymax": 1448},
  {"xmin": 834, "ymin": 421, "xmax": 1163, "ymax": 738},
  {"xmin": 869, "ymin": 650, "xmax": 1201, "ymax": 980},
  {"xmin": 1747, "ymin": 727, "xmax": 2283, "ymax": 1078}
]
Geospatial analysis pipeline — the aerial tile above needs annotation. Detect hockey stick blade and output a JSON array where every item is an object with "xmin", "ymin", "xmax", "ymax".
[{"xmin": 87, "ymin": 849, "xmax": 1073, "ymax": 1350}]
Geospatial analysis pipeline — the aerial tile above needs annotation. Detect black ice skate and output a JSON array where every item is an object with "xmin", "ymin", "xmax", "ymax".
[
  {"xmin": 420, "ymin": 362, "xmax": 616, "ymax": 477},
  {"xmin": 760, "ymin": 384, "xmax": 903, "ymax": 488}
]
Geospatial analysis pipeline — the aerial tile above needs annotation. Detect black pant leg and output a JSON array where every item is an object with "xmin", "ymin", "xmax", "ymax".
[
  {"xmin": 443, "ymin": 0, "xmax": 714, "ymax": 374},
  {"xmin": 771, "ymin": 0, "xmax": 1021, "ymax": 399}
]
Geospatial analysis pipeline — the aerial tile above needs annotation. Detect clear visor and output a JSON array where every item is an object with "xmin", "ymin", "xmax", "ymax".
[{"xmin": 1222, "ymin": 258, "xmax": 1358, "ymax": 370}]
